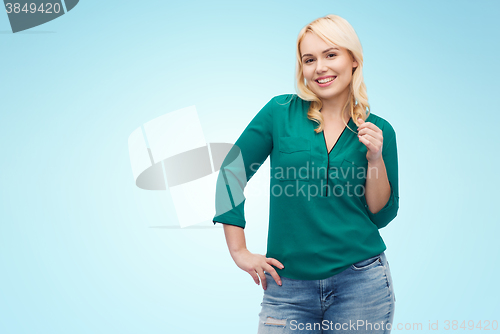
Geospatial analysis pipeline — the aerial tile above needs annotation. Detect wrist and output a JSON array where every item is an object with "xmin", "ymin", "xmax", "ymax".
[
  {"xmin": 230, "ymin": 247, "xmax": 249, "ymax": 258},
  {"xmin": 367, "ymin": 155, "xmax": 384, "ymax": 166}
]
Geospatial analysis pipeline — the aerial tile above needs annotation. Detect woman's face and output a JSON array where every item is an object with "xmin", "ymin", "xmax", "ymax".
[{"xmin": 300, "ymin": 32, "xmax": 358, "ymax": 102}]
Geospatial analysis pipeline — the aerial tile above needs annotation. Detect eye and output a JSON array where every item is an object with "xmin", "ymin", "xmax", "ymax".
[
  {"xmin": 304, "ymin": 59, "xmax": 313, "ymax": 64},
  {"xmin": 327, "ymin": 53, "xmax": 337, "ymax": 58}
]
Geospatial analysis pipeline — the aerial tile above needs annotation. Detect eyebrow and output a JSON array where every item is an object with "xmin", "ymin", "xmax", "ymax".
[{"xmin": 301, "ymin": 47, "xmax": 340, "ymax": 59}]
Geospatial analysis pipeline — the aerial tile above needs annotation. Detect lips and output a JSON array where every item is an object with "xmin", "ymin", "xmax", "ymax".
[
  {"xmin": 315, "ymin": 76, "xmax": 337, "ymax": 87},
  {"xmin": 315, "ymin": 76, "xmax": 337, "ymax": 83}
]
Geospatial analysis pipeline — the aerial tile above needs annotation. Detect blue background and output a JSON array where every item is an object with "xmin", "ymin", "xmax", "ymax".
[{"xmin": 1, "ymin": 0, "xmax": 499, "ymax": 333}]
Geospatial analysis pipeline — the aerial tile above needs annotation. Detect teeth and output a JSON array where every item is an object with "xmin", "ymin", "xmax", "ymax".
[{"xmin": 318, "ymin": 76, "xmax": 336, "ymax": 83}]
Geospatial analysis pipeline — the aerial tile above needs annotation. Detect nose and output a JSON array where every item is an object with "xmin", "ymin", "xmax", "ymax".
[{"xmin": 315, "ymin": 58, "xmax": 328, "ymax": 74}]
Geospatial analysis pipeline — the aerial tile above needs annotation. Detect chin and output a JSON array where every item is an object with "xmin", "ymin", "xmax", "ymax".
[{"xmin": 316, "ymin": 90, "xmax": 338, "ymax": 100}]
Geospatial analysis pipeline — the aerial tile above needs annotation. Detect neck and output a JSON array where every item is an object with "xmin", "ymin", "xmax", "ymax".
[{"xmin": 320, "ymin": 93, "xmax": 352, "ymax": 122}]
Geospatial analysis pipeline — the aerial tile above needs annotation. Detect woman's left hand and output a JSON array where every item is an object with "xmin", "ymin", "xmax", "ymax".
[{"xmin": 357, "ymin": 117, "xmax": 383, "ymax": 163}]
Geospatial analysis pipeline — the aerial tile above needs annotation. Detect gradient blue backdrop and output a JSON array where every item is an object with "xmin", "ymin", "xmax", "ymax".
[{"xmin": 1, "ymin": 1, "xmax": 499, "ymax": 333}]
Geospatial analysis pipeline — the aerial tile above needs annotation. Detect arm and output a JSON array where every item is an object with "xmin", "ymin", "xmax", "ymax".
[
  {"xmin": 221, "ymin": 223, "xmax": 284, "ymax": 289},
  {"xmin": 222, "ymin": 223, "xmax": 247, "ymax": 257},
  {"xmin": 365, "ymin": 154, "xmax": 391, "ymax": 214},
  {"xmin": 213, "ymin": 96, "xmax": 275, "ymax": 228},
  {"xmin": 213, "ymin": 96, "xmax": 284, "ymax": 289},
  {"xmin": 364, "ymin": 131, "xmax": 399, "ymax": 229}
]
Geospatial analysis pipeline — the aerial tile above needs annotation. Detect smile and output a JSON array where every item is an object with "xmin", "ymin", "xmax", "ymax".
[{"xmin": 315, "ymin": 76, "xmax": 337, "ymax": 87}]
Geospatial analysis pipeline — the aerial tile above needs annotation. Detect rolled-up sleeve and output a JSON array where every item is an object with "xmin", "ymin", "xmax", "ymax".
[
  {"xmin": 212, "ymin": 97, "xmax": 275, "ymax": 229},
  {"xmin": 364, "ymin": 128, "xmax": 399, "ymax": 229}
]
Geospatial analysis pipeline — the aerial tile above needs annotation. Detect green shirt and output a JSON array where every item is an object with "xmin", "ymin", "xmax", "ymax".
[{"xmin": 213, "ymin": 93, "xmax": 399, "ymax": 280}]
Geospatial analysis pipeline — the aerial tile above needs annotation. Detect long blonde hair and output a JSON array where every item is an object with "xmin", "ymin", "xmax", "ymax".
[{"xmin": 295, "ymin": 14, "xmax": 370, "ymax": 134}]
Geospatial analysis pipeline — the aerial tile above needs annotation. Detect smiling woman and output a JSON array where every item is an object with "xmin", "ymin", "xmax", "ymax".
[
  {"xmin": 295, "ymin": 16, "xmax": 369, "ymax": 136},
  {"xmin": 213, "ymin": 14, "xmax": 399, "ymax": 334},
  {"xmin": 301, "ymin": 39, "xmax": 355, "ymax": 91}
]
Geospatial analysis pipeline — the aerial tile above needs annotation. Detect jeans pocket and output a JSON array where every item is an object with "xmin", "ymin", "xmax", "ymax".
[
  {"xmin": 350, "ymin": 254, "xmax": 382, "ymax": 270},
  {"xmin": 384, "ymin": 259, "xmax": 396, "ymax": 302}
]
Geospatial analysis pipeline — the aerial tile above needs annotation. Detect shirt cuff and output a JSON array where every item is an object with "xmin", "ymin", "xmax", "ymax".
[
  {"xmin": 213, "ymin": 199, "xmax": 247, "ymax": 229},
  {"xmin": 212, "ymin": 219, "xmax": 245, "ymax": 228},
  {"xmin": 365, "ymin": 180, "xmax": 399, "ymax": 229}
]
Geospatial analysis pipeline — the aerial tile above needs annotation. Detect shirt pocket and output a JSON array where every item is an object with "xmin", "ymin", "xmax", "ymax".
[
  {"xmin": 276, "ymin": 136, "xmax": 311, "ymax": 181},
  {"xmin": 333, "ymin": 150, "xmax": 368, "ymax": 187}
]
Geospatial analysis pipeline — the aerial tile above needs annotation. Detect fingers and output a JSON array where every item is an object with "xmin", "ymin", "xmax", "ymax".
[
  {"xmin": 249, "ymin": 271, "xmax": 260, "ymax": 286},
  {"xmin": 255, "ymin": 267, "xmax": 267, "ymax": 290},
  {"xmin": 265, "ymin": 258, "xmax": 283, "ymax": 287},
  {"xmin": 265, "ymin": 265, "xmax": 282, "ymax": 286},
  {"xmin": 359, "ymin": 137, "xmax": 383, "ymax": 153},
  {"xmin": 358, "ymin": 135, "xmax": 369, "ymax": 146},
  {"xmin": 266, "ymin": 257, "xmax": 285, "ymax": 270},
  {"xmin": 357, "ymin": 126, "xmax": 382, "ymax": 139},
  {"xmin": 357, "ymin": 121, "xmax": 382, "ymax": 138},
  {"xmin": 358, "ymin": 133, "xmax": 381, "ymax": 146},
  {"xmin": 248, "ymin": 257, "xmax": 286, "ymax": 290}
]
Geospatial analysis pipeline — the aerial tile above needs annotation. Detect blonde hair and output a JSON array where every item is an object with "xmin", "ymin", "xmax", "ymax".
[{"xmin": 295, "ymin": 14, "xmax": 370, "ymax": 134}]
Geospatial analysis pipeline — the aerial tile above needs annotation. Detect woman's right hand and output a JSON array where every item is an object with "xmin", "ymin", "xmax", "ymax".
[{"xmin": 230, "ymin": 249, "xmax": 284, "ymax": 290}]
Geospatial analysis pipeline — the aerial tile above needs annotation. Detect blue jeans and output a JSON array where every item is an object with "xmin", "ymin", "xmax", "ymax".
[{"xmin": 257, "ymin": 251, "xmax": 395, "ymax": 333}]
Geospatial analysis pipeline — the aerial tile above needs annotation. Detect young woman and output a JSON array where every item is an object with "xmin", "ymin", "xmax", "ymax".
[{"xmin": 213, "ymin": 14, "xmax": 398, "ymax": 333}]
